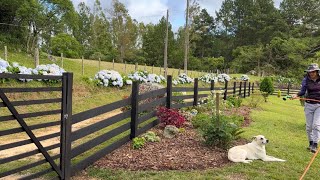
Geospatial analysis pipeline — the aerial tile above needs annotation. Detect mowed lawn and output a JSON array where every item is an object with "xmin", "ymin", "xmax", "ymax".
[{"xmin": 83, "ymin": 96, "xmax": 320, "ymax": 180}]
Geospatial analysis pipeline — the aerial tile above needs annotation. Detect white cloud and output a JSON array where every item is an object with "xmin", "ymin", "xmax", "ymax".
[{"xmin": 127, "ymin": 0, "xmax": 168, "ymax": 24}]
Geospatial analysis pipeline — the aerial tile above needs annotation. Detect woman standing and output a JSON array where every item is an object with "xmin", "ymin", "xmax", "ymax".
[{"xmin": 293, "ymin": 63, "xmax": 320, "ymax": 153}]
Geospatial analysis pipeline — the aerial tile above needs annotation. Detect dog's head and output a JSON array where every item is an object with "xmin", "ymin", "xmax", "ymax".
[{"xmin": 252, "ymin": 135, "xmax": 269, "ymax": 146}]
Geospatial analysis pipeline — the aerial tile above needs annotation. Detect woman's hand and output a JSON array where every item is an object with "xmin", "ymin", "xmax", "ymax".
[{"xmin": 291, "ymin": 94, "xmax": 298, "ymax": 99}]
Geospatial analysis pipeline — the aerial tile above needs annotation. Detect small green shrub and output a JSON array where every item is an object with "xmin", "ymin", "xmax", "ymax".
[
  {"xmin": 191, "ymin": 113, "xmax": 211, "ymax": 129},
  {"xmin": 199, "ymin": 115, "xmax": 244, "ymax": 150},
  {"xmin": 260, "ymin": 77, "xmax": 274, "ymax": 94},
  {"xmin": 132, "ymin": 137, "xmax": 146, "ymax": 149},
  {"xmin": 142, "ymin": 131, "xmax": 160, "ymax": 142},
  {"xmin": 226, "ymin": 96, "xmax": 242, "ymax": 108},
  {"xmin": 277, "ymin": 90, "xmax": 281, "ymax": 98},
  {"xmin": 247, "ymin": 92, "xmax": 264, "ymax": 108}
]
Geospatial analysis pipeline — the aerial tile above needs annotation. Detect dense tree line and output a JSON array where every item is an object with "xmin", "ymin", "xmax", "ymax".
[{"xmin": 0, "ymin": 0, "xmax": 320, "ymax": 78}]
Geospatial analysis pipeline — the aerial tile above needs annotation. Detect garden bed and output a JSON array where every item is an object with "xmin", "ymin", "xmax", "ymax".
[{"xmin": 92, "ymin": 106, "xmax": 252, "ymax": 171}]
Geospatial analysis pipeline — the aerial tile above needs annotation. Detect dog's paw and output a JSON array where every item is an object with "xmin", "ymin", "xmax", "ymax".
[{"xmin": 243, "ymin": 160, "xmax": 253, "ymax": 163}]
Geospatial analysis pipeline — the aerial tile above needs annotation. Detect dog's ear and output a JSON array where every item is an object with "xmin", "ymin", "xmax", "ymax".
[{"xmin": 252, "ymin": 136, "xmax": 257, "ymax": 141}]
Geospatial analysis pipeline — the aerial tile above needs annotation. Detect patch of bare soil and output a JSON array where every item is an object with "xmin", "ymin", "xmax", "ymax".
[{"xmin": 92, "ymin": 106, "xmax": 252, "ymax": 171}]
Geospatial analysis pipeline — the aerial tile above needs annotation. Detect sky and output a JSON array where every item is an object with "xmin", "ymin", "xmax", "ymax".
[{"xmin": 71, "ymin": 0, "xmax": 283, "ymax": 32}]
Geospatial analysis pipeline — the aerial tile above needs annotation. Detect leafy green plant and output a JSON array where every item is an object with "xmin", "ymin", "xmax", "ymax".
[
  {"xmin": 191, "ymin": 113, "xmax": 211, "ymax": 129},
  {"xmin": 277, "ymin": 90, "xmax": 281, "ymax": 98},
  {"xmin": 132, "ymin": 137, "xmax": 146, "ymax": 149},
  {"xmin": 247, "ymin": 92, "xmax": 264, "ymax": 108},
  {"xmin": 260, "ymin": 77, "xmax": 274, "ymax": 102},
  {"xmin": 142, "ymin": 131, "xmax": 160, "ymax": 142},
  {"xmin": 226, "ymin": 96, "xmax": 242, "ymax": 108},
  {"xmin": 199, "ymin": 115, "xmax": 244, "ymax": 149}
]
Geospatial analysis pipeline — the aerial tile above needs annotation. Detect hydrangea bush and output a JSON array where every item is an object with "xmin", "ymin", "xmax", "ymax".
[
  {"xmin": 199, "ymin": 73, "xmax": 217, "ymax": 83},
  {"xmin": 34, "ymin": 64, "xmax": 65, "ymax": 76},
  {"xmin": 94, "ymin": 70, "xmax": 126, "ymax": 87},
  {"xmin": 199, "ymin": 73, "xmax": 231, "ymax": 83},
  {"xmin": 217, "ymin": 73, "xmax": 231, "ymax": 82},
  {"xmin": 0, "ymin": 59, "xmax": 9, "ymax": 73},
  {"xmin": 0, "ymin": 58, "xmax": 65, "ymax": 82},
  {"xmin": 127, "ymin": 70, "xmax": 165, "ymax": 84},
  {"xmin": 240, "ymin": 75, "xmax": 249, "ymax": 81},
  {"xmin": 173, "ymin": 73, "xmax": 194, "ymax": 85}
]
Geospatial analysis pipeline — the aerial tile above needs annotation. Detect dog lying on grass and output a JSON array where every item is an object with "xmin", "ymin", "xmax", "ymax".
[{"xmin": 228, "ymin": 135, "xmax": 286, "ymax": 163}]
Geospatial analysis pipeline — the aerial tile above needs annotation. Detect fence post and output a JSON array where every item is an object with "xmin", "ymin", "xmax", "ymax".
[
  {"xmin": 287, "ymin": 82, "xmax": 290, "ymax": 95},
  {"xmin": 34, "ymin": 48, "xmax": 39, "ymax": 68},
  {"xmin": 82, "ymin": 56, "xmax": 84, "ymax": 76},
  {"xmin": 112, "ymin": 59, "xmax": 115, "ymax": 70},
  {"xmin": 60, "ymin": 72, "xmax": 73, "ymax": 180},
  {"xmin": 239, "ymin": 82, "xmax": 242, "ymax": 97},
  {"xmin": 193, "ymin": 78, "xmax": 198, "ymax": 106},
  {"xmin": 248, "ymin": 82, "xmax": 251, "ymax": 97},
  {"xmin": 233, "ymin": 82, "xmax": 236, "ymax": 96},
  {"xmin": 210, "ymin": 80, "xmax": 215, "ymax": 91},
  {"xmin": 130, "ymin": 81, "xmax": 139, "ymax": 139},
  {"xmin": 244, "ymin": 81, "xmax": 247, "ymax": 98},
  {"xmin": 223, "ymin": 79, "xmax": 228, "ymax": 100},
  {"xmin": 61, "ymin": 53, "xmax": 63, "ymax": 68},
  {"xmin": 4, "ymin": 46, "xmax": 8, "ymax": 61},
  {"xmin": 252, "ymin": 83, "xmax": 254, "ymax": 93},
  {"xmin": 166, "ymin": 75, "xmax": 172, "ymax": 108},
  {"xmin": 135, "ymin": 63, "xmax": 138, "ymax": 71},
  {"xmin": 98, "ymin": 58, "xmax": 101, "ymax": 71}
]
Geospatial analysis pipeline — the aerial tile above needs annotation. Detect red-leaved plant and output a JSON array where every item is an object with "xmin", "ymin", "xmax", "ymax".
[{"xmin": 156, "ymin": 106, "xmax": 186, "ymax": 128}]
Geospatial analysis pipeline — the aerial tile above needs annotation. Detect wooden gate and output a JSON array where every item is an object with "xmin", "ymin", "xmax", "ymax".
[{"xmin": 0, "ymin": 73, "xmax": 72, "ymax": 180}]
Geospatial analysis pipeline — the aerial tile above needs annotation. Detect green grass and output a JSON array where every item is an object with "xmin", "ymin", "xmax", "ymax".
[{"xmin": 83, "ymin": 96, "xmax": 320, "ymax": 180}]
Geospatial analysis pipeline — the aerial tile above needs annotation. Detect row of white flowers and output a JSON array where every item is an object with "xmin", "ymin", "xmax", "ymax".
[
  {"xmin": 199, "ymin": 73, "xmax": 250, "ymax": 83},
  {"xmin": 0, "ymin": 58, "xmax": 65, "ymax": 82}
]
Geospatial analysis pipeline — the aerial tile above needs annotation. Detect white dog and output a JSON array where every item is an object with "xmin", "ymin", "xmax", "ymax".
[{"xmin": 228, "ymin": 135, "xmax": 286, "ymax": 163}]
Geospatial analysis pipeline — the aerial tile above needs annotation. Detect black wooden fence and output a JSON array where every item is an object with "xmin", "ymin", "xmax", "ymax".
[{"xmin": 0, "ymin": 73, "xmax": 255, "ymax": 180}]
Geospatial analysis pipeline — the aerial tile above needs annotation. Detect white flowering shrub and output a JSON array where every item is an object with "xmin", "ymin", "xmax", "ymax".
[
  {"xmin": 0, "ymin": 59, "xmax": 9, "ymax": 73},
  {"xmin": 240, "ymin": 75, "xmax": 249, "ymax": 81},
  {"xmin": 173, "ymin": 73, "xmax": 194, "ymax": 85},
  {"xmin": 34, "ymin": 64, "xmax": 65, "ymax": 76},
  {"xmin": 127, "ymin": 70, "xmax": 166, "ymax": 84},
  {"xmin": 0, "ymin": 59, "xmax": 65, "ymax": 83},
  {"xmin": 217, "ymin": 73, "xmax": 231, "ymax": 83},
  {"xmin": 94, "ymin": 70, "xmax": 125, "ymax": 87},
  {"xmin": 199, "ymin": 73, "xmax": 218, "ymax": 83}
]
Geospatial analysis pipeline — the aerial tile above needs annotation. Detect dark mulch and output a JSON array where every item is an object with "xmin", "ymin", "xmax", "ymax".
[{"xmin": 93, "ymin": 106, "xmax": 252, "ymax": 171}]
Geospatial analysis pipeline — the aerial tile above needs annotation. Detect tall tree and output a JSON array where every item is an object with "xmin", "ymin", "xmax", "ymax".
[
  {"xmin": 191, "ymin": 8, "xmax": 215, "ymax": 58},
  {"xmin": 110, "ymin": 0, "xmax": 138, "ymax": 62},
  {"xmin": 280, "ymin": 0, "xmax": 320, "ymax": 37}
]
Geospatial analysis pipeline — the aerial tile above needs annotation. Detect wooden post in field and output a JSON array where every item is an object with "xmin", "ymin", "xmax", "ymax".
[
  {"xmin": 124, "ymin": 61, "xmax": 127, "ymax": 73},
  {"xmin": 112, "ymin": 59, "xmax": 115, "ymax": 70},
  {"xmin": 166, "ymin": 75, "xmax": 172, "ymax": 108},
  {"xmin": 61, "ymin": 53, "xmax": 63, "ymax": 68},
  {"xmin": 178, "ymin": 68, "xmax": 181, "ymax": 75},
  {"xmin": 135, "ymin": 63, "xmax": 138, "ymax": 71},
  {"xmin": 4, "ymin": 46, "xmax": 8, "ymax": 61},
  {"xmin": 34, "ymin": 48, "xmax": 39, "ymax": 67},
  {"xmin": 216, "ymin": 92, "xmax": 220, "ymax": 124},
  {"xmin": 193, "ymin": 78, "xmax": 199, "ymax": 106},
  {"xmin": 223, "ymin": 79, "xmax": 228, "ymax": 100},
  {"xmin": 98, "ymin": 58, "xmax": 101, "ymax": 71},
  {"xmin": 82, "ymin": 56, "xmax": 84, "ymax": 76}
]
